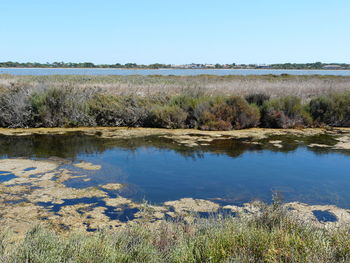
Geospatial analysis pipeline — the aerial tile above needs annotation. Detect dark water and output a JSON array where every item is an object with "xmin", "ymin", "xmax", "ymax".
[
  {"xmin": 312, "ymin": 210, "xmax": 338, "ymax": 222},
  {"xmin": 1, "ymin": 68, "xmax": 350, "ymax": 76},
  {"xmin": 0, "ymin": 133, "xmax": 350, "ymax": 208}
]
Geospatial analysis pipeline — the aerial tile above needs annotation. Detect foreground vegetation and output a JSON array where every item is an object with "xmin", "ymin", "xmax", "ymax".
[
  {"xmin": 0, "ymin": 75, "xmax": 349, "ymax": 129},
  {"xmin": 1, "ymin": 202, "xmax": 350, "ymax": 263}
]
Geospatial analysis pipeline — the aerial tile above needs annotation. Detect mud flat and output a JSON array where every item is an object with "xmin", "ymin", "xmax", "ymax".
[{"xmin": 0, "ymin": 127, "xmax": 350, "ymax": 147}]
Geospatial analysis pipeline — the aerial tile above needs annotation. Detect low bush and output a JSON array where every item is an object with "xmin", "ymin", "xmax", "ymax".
[
  {"xmin": 169, "ymin": 94, "xmax": 211, "ymax": 128},
  {"xmin": 309, "ymin": 92, "xmax": 350, "ymax": 127},
  {"xmin": 88, "ymin": 94, "xmax": 151, "ymax": 127},
  {"xmin": 261, "ymin": 96, "xmax": 312, "ymax": 128},
  {"xmin": 200, "ymin": 96, "xmax": 260, "ymax": 130},
  {"xmin": 245, "ymin": 93, "xmax": 270, "ymax": 107},
  {"xmin": 0, "ymin": 85, "xmax": 32, "ymax": 128},
  {"xmin": 149, "ymin": 105, "xmax": 188, "ymax": 128},
  {"xmin": 30, "ymin": 86, "xmax": 94, "ymax": 127}
]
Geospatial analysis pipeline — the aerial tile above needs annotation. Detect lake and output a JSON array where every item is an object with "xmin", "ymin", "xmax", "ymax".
[
  {"xmin": 1, "ymin": 129, "xmax": 349, "ymax": 232},
  {"xmin": 1, "ymin": 68, "xmax": 350, "ymax": 76}
]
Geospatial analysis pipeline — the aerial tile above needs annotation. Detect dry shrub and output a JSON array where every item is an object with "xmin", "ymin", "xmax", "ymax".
[{"xmin": 0, "ymin": 84, "xmax": 33, "ymax": 128}]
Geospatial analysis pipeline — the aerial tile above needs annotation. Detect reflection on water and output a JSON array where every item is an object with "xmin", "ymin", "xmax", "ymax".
[{"xmin": 0, "ymin": 133, "xmax": 349, "ymax": 208}]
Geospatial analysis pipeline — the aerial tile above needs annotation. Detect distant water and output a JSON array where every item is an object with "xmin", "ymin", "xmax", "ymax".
[{"xmin": 1, "ymin": 68, "xmax": 350, "ymax": 76}]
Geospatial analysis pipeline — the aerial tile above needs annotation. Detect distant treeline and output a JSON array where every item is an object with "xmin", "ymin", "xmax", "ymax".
[
  {"xmin": 0, "ymin": 61, "xmax": 349, "ymax": 69},
  {"xmin": 269, "ymin": 62, "xmax": 350, "ymax": 70},
  {"xmin": 0, "ymin": 61, "xmax": 172, "ymax": 69}
]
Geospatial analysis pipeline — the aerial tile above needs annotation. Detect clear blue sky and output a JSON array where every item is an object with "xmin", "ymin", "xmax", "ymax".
[{"xmin": 1, "ymin": 0, "xmax": 349, "ymax": 64}]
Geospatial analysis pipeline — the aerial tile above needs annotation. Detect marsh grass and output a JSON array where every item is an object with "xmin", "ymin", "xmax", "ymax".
[
  {"xmin": 1, "ymin": 74, "xmax": 350, "ymax": 99},
  {"xmin": 0, "ymin": 74, "xmax": 349, "ymax": 129},
  {"xmin": 1, "ymin": 202, "xmax": 350, "ymax": 263}
]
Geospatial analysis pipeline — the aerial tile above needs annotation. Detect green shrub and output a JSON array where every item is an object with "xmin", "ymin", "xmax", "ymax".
[
  {"xmin": 89, "ymin": 94, "xmax": 151, "ymax": 127},
  {"xmin": 169, "ymin": 95, "xmax": 211, "ymax": 128},
  {"xmin": 30, "ymin": 87, "xmax": 93, "ymax": 127},
  {"xmin": 245, "ymin": 93, "xmax": 270, "ymax": 107},
  {"xmin": 149, "ymin": 105, "xmax": 188, "ymax": 128},
  {"xmin": 261, "ymin": 96, "xmax": 312, "ymax": 128},
  {"xmin": 200, "ymin": 96, "xmax": 260, "ymax": 130},
  {"xmin": 309, "ymin": 92, "xmax": 350, "ymax": 127}
]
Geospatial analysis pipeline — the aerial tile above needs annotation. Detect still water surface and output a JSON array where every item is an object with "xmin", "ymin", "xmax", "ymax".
[
  {"xmin": 1, "ymin": 68, "xmax": 350, "ymax": 76},
  {"xmin": 0, "ymin": 133, "xmax": 349, "ymax": 208}
]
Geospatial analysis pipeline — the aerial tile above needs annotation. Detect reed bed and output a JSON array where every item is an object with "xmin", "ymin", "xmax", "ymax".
[{"xmin": 1, "ymin": 74, "xmax": 350, "ymax": 99}]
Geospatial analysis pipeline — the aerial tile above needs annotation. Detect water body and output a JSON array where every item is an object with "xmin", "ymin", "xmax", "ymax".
[
  {"xmin": 1, "ymin": 68, "xmax": 350, "ymax": 76},
  {"xmin": 0, "ymin": 133, "xmax": 349, "ymax": 208}
]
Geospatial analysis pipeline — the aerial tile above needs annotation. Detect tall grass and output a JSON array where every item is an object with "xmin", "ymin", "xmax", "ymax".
[
  {"xmin": 1, "ymin": 74, "xmax": 350, "ymax": 99},
  {"xmin": 1, "ymin": 202, "xmax": 350, "ymax": 262}
]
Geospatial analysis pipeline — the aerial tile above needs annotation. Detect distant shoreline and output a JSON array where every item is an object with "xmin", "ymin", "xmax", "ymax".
[{"xmin": 1, "ymin": 67, "xmax": 350, "ymax": 71}]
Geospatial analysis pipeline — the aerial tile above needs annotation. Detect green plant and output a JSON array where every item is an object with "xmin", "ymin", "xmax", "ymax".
[
  {"xmin": 199, "ymin": 96, "xmax": 260, "ymax": 130},
  {"xmin": 245, "ymin": 93, "xmax": 270, "ymax": 107},
  {"xmin": 30, "ymin": 86, "xmax": 93, "ymax": 127},
  {"xmin": 309, "ymin": 92, "xmax": 350, "ymax": 127},
  {"xmin": 149, "ymin": 105, "xmax": 188, "ymax": 129},
  {"xmin": 89, "ymin": 94, "xmax": 151, "ymax": 127},
  {"xmin": 3, "ymin": 202, "xmax": 350, "ymax": 262},
  {"xmin": 261, "ymin": 96, "xmax": 312, "ymax": 128}
]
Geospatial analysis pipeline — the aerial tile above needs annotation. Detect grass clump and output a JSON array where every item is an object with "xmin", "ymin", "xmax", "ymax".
[{"xmin": 2, "ymin": 202, "xmax": 350, "ymax": 262}]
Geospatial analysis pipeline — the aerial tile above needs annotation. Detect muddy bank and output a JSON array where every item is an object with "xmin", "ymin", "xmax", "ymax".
[{"xmin": 1, "ymin": 127, "xmax": 349, "ymax": 138}]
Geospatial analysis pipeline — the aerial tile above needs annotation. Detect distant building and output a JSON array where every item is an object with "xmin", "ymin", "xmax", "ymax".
[
  {"xmin": 322, "ymin": 65, "xmax": 342, "ymax": 70},
  {"xmin": 256, "ymin": 64, "xmax": 271, "ymax": 69}
]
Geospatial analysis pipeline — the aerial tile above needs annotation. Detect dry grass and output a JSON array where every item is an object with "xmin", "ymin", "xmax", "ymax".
[{"xmin": 1, "ymin": 74, "xmax": 350, "ymax": 100}]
